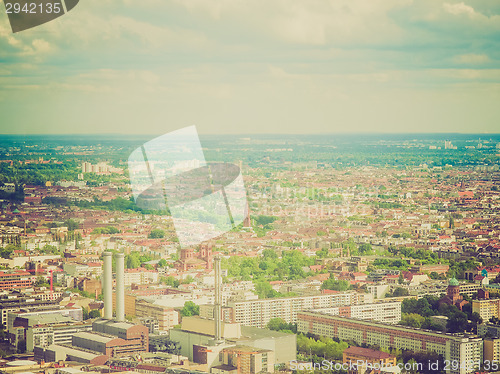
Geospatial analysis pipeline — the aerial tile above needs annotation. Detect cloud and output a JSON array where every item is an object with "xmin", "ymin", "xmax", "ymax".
[
  {"xmin": 443, "ymin": 2, "xmax": 476, "ymax": 16},
  {"xmin": 454, "ymin": 53, "xmax": 491, "ymax": 64}
]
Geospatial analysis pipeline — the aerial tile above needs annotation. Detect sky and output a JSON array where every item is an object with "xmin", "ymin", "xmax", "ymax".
[{"xmin": 0, "ymin": 0, "xmax": 499, "ymax": 135}]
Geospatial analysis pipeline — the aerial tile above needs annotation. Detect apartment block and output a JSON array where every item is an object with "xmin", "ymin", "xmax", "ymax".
[
  {"xmin": 124, "ymin": 268, "xmax": 159, "ymax": 286},
  {"xmin": 484, "ymin": 337, "xmax": 500, "ymax": 362},
  {"xmin": 135, "ymin": 299, "xmax": 179, "ymax": 331},
  {"xmin": 315, "ymin": 301, "xmax": 401, "ymax": 324},
  {"xmin": 472, "ymin": 299, "xmax": 500, "ymax": 322},
  {"xmin": 297, "ymin": 311, "xmax": 482, "ymax": 374},
  {"xmin": 227, "ymin": 291, "xmax": 373, "ymax": 328}
]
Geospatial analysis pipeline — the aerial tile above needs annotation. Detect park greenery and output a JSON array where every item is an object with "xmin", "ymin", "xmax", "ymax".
[
  {"xmin": 180, "ymin": 301, "xmax": 200, "ymax": 317},
  {"xmin": 400, "ymin": 296, "xmax": 482, "ymax": 333},
  {"xmin": 148, "ymin": 229, "xmax": 166, "ymax": 239}
]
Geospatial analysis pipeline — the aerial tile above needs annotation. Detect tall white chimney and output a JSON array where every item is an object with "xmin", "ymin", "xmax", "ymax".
[
  {"xmin": 116, "ymin": 252, "xmax": 125, "ymax": 322},
  {"xmin": 102, "ymin": 252, "xmax": 113, "ymax": 319},
  {"xmin": 214, "ymin": 255, "xmax": 222, "ymax": 342}
]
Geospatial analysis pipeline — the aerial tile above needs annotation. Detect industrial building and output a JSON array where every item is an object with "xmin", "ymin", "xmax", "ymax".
[
  {"xmin": 0, "ymin": 292, "xmax": 59, "ymax": 328},
  {"xmin": 8, "ymin": 304, "xmax": 84, "ymax": 351},
  {"xmin": 35, "ymin": 252, "xmax": 149, "ymax": 364},
  {"xmin": 168, "ymin": 256, "xmax": 296, "ymax": 374}
]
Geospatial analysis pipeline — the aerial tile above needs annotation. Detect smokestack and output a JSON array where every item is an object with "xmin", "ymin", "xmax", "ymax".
[
  {"xmin": 103, "ymin": 252, "xmax": 113, "ymax": 319},
  {"xmin": 116, "ymin": 253, "xmax": 125, "ymax": 322},
  {"xmin": 214, "ymin": 255, "xmax": 222, "ymax": 342}
]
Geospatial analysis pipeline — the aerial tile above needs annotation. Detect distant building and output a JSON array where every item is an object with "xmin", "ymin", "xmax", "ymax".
[
  {"xmin": 0, "ymin": 293, "xmax": 58, "ymax": 328},
  {"xmin": 472, "ymin": 299, "xmax": 500, "ymax": 322},
  {"xmin": 439, "ymin": 278, "xmax": 468, "ymax": 310},
  {"xmin": 135, "ymin": 299, "xmax": 179, "ymax": 331},
  {"xmin": 343, "ymin": 346, "xmax": 397, "ymax": 374},
  {"xmin": 123, "ymin": 268, "xmax": 159, "ymax": 286},
  {"xmin": 0, "ymin": 270, "xmax": 32, "ymax": 291},
  {"xmin": 176, "ymin": 243, "xmax": 213, "ymax": 271},
  {"xmin": 444, "ymin": 140, "xmax": 457, "ymax": 150}
]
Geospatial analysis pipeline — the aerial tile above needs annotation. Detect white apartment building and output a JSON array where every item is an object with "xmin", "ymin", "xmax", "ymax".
[
  {"xmin": 26, "ymin": 320, "xmax": 92, "ymax": 351},
  {"xmin": 298, "ymin": 312, "xmax": 482, "ymax": 374},
  {"xmin": 315, "ymin": 301, "xmax": 401, "ymax": 324},
  {"xmin": 124, "ymin": 268, "xmax": 159, "ymax": 286},
  {"xmin": 227, "ymin": 291, "xmax": 373, "ymax": 328}
]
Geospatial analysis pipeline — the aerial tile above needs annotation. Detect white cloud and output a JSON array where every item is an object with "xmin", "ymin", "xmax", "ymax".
[
  {"xmin": 443, "ymin": 2, "xmax": 476, "ymax": 16},
  {"xmin": 454, "ymin": 53, "xmax": 491, "ymax": 64}
]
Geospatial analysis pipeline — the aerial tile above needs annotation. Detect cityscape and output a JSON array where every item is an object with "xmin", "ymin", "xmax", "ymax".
[{"xmin": 0, "ymin": 134, "xmax": 498, "ymax": 374}]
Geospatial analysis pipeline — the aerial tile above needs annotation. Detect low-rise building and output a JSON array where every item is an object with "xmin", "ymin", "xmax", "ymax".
[{"xmin": 135, "ymin": 299, "xmax": 179, "ymax": 331}]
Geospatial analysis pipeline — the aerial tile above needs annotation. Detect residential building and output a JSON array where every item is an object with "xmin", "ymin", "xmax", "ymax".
[
  {"xmin": 343, "ymin": 346, "xmax": 397, "ymax": 373},
  {"xmin": 0, "ymin": 270, "xmax": 32, "ymax": 290},
  {"xmin": 472, "ymin": 299, "xmax": 500, "ymax": 322},
  {"xmin": 297, "ymin": 311, "xmax": 483, "ymax": 374},
  {"xmin": 124, "ymin": 268, "xmax": 159, "ymax": 286},
  {"xmin": 135, "ymin": 299, "xmax": 179, "ymax": 331},
  {"xmin": 227, "ymin": 291, "xmax": 372, "ymax": 328},
  {"xmin": 484, "ymin": 337, "xmax": 500, "ymax": 362},
  {"xmin": 315, "ymin": 301, "xmax": 401, "ymax": 324}
]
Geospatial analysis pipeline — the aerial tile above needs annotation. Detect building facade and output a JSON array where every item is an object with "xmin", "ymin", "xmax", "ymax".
[
  {"xmin": 297, "ymin": 311, "xmax": 482, "ymax": 374},
  {"xmin": 227, "ymin": 292, "xmax": 372, "ymax": 328},
  {"xmin": 135, "ymin": 300, "xmax": 179, "ymax": 331},
  {"xmin": 315, "ymin": 301, "xmax": 401, "ymax": 324}
]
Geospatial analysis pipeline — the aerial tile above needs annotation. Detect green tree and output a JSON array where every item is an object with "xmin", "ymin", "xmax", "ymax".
[
  {"xmin": 180, "ymin": 301, "xmax": 199, "ymax": 317},
  {"xmin": 149, "ymin": 229, "xmax": 166, "ymax": 239},
  {"xmin": 321, "ymin": 277, "xmax": 351, "ymax": 292},
  {"xmin": 64, "ymin": 219, "xmax": 79, "ymax": 231},
  {"xmin": 400, "ymin": 313, "xmax": 425, "ymax": 328},
  {"xmin": 358, "ymin": 243, "xmax": 373, "ymax": 255},
  {"xmin": 162, "ymin": 276, "xmax": 180, "ymax": 288},
  {"xmin": 0, "ymin": 244, "xmax": 17, "ymax": 259},
  {"xmin": 158, "ymin": 259, "xmax": 168, "ymax": 267},
  {"xmin": 34, "ymin": 275, "xmax": 49, "ymax": 287},
  {"xmin": 89, "ymin": 310, "xmax": 101, "ymax": 319},
  {"xmin": 446, "ymin": 311, "xmax": 468, "ymax": 333}
]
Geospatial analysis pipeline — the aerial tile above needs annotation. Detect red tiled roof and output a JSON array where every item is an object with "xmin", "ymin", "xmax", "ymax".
[{"xmin": 344, "ymin": 346, "xmax": 393, "ymax": 360}]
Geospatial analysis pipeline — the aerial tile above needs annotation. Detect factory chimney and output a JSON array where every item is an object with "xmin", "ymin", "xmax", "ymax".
[
  {"xmin": 214, "ymin": 255, "xmax": 222, "ymax": 343},
  {"xmin": 102, "ymin": 252, "xmax": 113, "ymax": 319},
  {"xmin": 116, "ymin": 253, "xmax": 125, "ymax": 321}
]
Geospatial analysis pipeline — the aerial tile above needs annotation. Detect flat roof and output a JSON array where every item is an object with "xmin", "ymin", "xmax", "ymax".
[
  {"xmin": 73, "ymin": 332, "xmax": 115, "ymax": 344},
  {"xmin": 239, "ymin": 326, "xmax": 294, "ymax": 340},
  {"xmin": 45, "ymin": 344, "xmax": 100, "ymax": 360}
]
